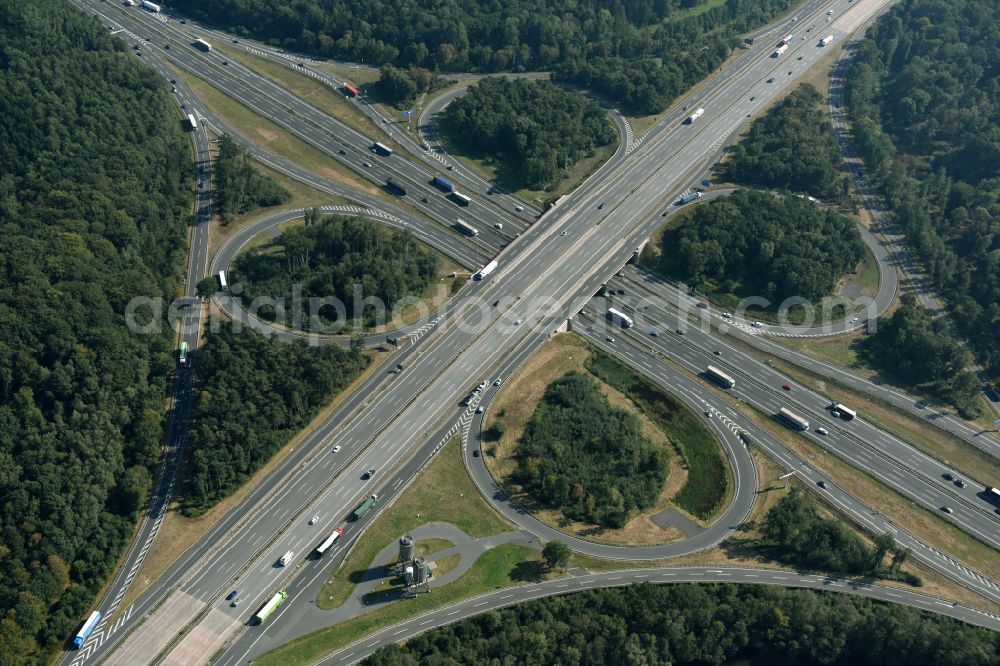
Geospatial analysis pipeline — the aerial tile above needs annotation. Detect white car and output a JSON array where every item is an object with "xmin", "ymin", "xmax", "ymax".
[
  {"xmin": 332, "ymin": 445, "xmax": 341, "ymax": 453},
  {"xmin": 816, "ymin": 427, "xmax": 829, "ymax": 435},
  {"xmin": 515, "ymin": 205, "xmax": 524, "ymax": 212},
  {"xmin": 722, "ymin": 312, "xmax": 733, "ymax": 319},
  {"xmin": 495, "ymin": 223, "xmax": 503, "ymax": 229},
  {"xmin": 752, "ymin": 321, "xmax": 764, "ymax": 328},
  {"xmin": 475, "ymin": 405, "xmax": 484, "ymax": 414},
  {"xmin": 309, "ymin": 515, "xmax": 319, "ymax": 525},
  {"xmin": 494, "ymin": 378, "xmax": 503, "ymax": 386}
]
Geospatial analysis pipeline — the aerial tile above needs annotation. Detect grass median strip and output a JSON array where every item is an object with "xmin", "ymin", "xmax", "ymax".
[
  {"xmin": 257, "ymin": 544, "xmax": 540, "ymax": 666},
  {"xmin": 318, "ymin": 437, "xmax": 511, "ymax": 610}
]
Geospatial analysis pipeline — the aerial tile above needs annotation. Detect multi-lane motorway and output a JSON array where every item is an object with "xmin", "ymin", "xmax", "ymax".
[{"xmin": 61, "ymin": 0, "xmax": 1000, "ymax": 663}]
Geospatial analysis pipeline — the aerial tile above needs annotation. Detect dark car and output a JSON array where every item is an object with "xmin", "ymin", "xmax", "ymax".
[
  {"xmin": 943, "ymin": 473, "xmax": 954, "ymax": 481},
  {"xmin": 472, "ymin": 449, "xmax": 480, "ymax": 457},
  {"xmin": 817, "ymin": 480, "xmax": 828, "ymax": 489},
  {"xmin": 676, "ymin": 328, "xmax": 684, "ymax": 335},
  {"xmin": 226, "ymin": 590, "xmax": 238, "ymax": 601}
]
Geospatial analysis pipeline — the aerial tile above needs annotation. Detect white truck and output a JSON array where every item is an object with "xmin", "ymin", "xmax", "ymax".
[
  {"xmin": 474, "ymin": 260, "xmax": 498, "ymax": 280},
  {"xmin": 685, "ymin": 108, "xmax": 705, "ymax": 124},
  {"xmin": 279, "ymin": 550, "xmax": 293, "ymax": 566},
  {"xmin": 141, "ymin": 0, "xmax": 160, "ymax": 11},
  {"xmin": 819, "ymin": 35, "xmax": 834, "ymax": 47}
]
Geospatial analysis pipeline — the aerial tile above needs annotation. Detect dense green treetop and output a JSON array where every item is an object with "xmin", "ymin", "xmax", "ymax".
[
  {"xmin": 168, "ymin": 0, "xmax": 800, "ymax": 113},
  {"xmin": 657, "ymin": 190, "xmax": 865, "ymax": 303},
  {"xmin": 183, "ymin": 324, "xmax": 368, "ymax": 514},
  {"xmin": 0, "ymin": 0, "xmax": 191, "ymax": 660},
  {"xmin": 216, "ymin": 134, "xmax": 290, "ymax": 224},
  {"xmin": 863, "ymin": 296, "xmax": 982, "ymax": 417},
  {"xmin": 515, "ymin": 372, "xmax": 668, "ymax": 528},
  {"xmin": 233, "ymin": 213, "xmax": 439, "ymax": 331},
  {"xmin": 364, "ymin": 583, "xmax": 1000, "ymax": 665},
  {"xmin": 721, "ymin": 84, "xmax": 851, "ymax": 202},
  {"xmin": 760, "ymin": 489, "xmax": 917, "ymax": 584},
  {"xmin": 440, "ymin": 77, "xmax": 616, "ymax": 189},
  {"xmin": 845, "ymin": 0, "xmax": 1000, "ymax": 376}
]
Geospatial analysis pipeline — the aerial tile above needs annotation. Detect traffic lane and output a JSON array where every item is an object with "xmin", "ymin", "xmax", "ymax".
[
  {"xmin": 618, "ymin": 267, "xmax": 999, "ymax": 454},
  {"xmin": 601, "ymin": 295, "xmax": 1000, "ymax": 517},
  {"xmin": 315, "ymin": 566, "xmax": 1000, "ymax": 665},
  {"xmin": 216, "ymin": 385, "xmax": 500, "ymax": 665},
  {"xmin": 611, "ymin": 271, "xmax": 1000, "ymax": 468},
  {"xmin": 209, "ymin": 393, "xmax": 480, "ymax": 660},
  {"xmin": 75, "ymin": 334, "xmax": 428, "ymax": 664},
  {"xmin": 623, "ymin": 291, "xmax": 1000, "ymax": 514},
  {"xmin": 90, "ymin": 1, "xmax": 521, "ymax": 234},
  {"xmin": 599, "ymin": 304, "xmax": 1000, "ymax": 548},
  {"xmin": 582, "ymin": 315, "xmax": 1000, "ymax": 604}
]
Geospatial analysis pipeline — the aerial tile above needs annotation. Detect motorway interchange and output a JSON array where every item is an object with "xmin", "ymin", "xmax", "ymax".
[{"xmin": 65, "ymin": 0, "xmax": 1000, "ymax": 664}]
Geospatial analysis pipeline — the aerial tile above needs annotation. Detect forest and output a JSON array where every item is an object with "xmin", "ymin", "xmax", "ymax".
[
  {"xmin": 233, "ymin": 212, "xmax": 439, "ymax": 331},
  {"xmin": 657, "ymin": 190, "xmax": 865, "ymax": 303},
  {"xmin": 720, "ymin": 84, "xmax": 851, "ymax": 203},
  {"xmin": 364, "ymin": 582, "xmax": 999, "ymax": 665},
  {"xmin": 759, "ymin": 489, "xmax": 919, "ymax": 585},
  {"xmin": 216, "ymin": 134, "xmax": 290, "ymax": 224},
  {"xmin": 863, "ymin": 296, "xmax": 982, "ymax": 417},
  {"xmin": 439, "ymin": 78, "xmax": 616, "ymax": 189},
  {"xmin": 0, "ymin": 0, "xmax": 192, "ymax": 660},
  {"xmin": 182, "ymin": 324, "xmax": 368, "ymax": 514},
  {"xmin": 514, "ymin": 372, "xmax": 668, "ymax": 528},
  {"xmin": 845, "ymin": 0, "xmax": 1000, "ymax": 377},
  {"xmin": 168, "ymin": 0, "xmax": 800, "ymax": 114}
]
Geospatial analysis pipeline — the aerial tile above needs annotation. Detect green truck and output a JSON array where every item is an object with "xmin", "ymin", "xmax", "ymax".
[{"xmin": 352, "ymin": 494, "xmax": 378, "ymax": 521}]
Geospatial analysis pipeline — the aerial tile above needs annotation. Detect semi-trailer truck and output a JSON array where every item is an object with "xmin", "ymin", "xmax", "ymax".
[
  {"xmin": 141, "ymin": 0, "xmax": 160, "ymax": 12},
  {"xmin": 773, "ymin": 44, "xmax": 788, "ymax": 57},
  {"xmin": 432, "ymin": 176, "xmax": 454, "ymax": 192},
  {"xmin": 685, "ymin": 108, "xmax": 705, "ymax": 123},
  {"xmin": 352, "ymin": 494, "xmax": 378, "ymax": 520},
  {"xmin": 193, "ymin": 39, "xmax": 212, "ymax": 52},
  {"xmin": 474, "ymin": 260, "xmax": 498, "ymax": 280},
  {"xmin": 386, "ymin": 178, "xmax": 406, "ymax": 196}
]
